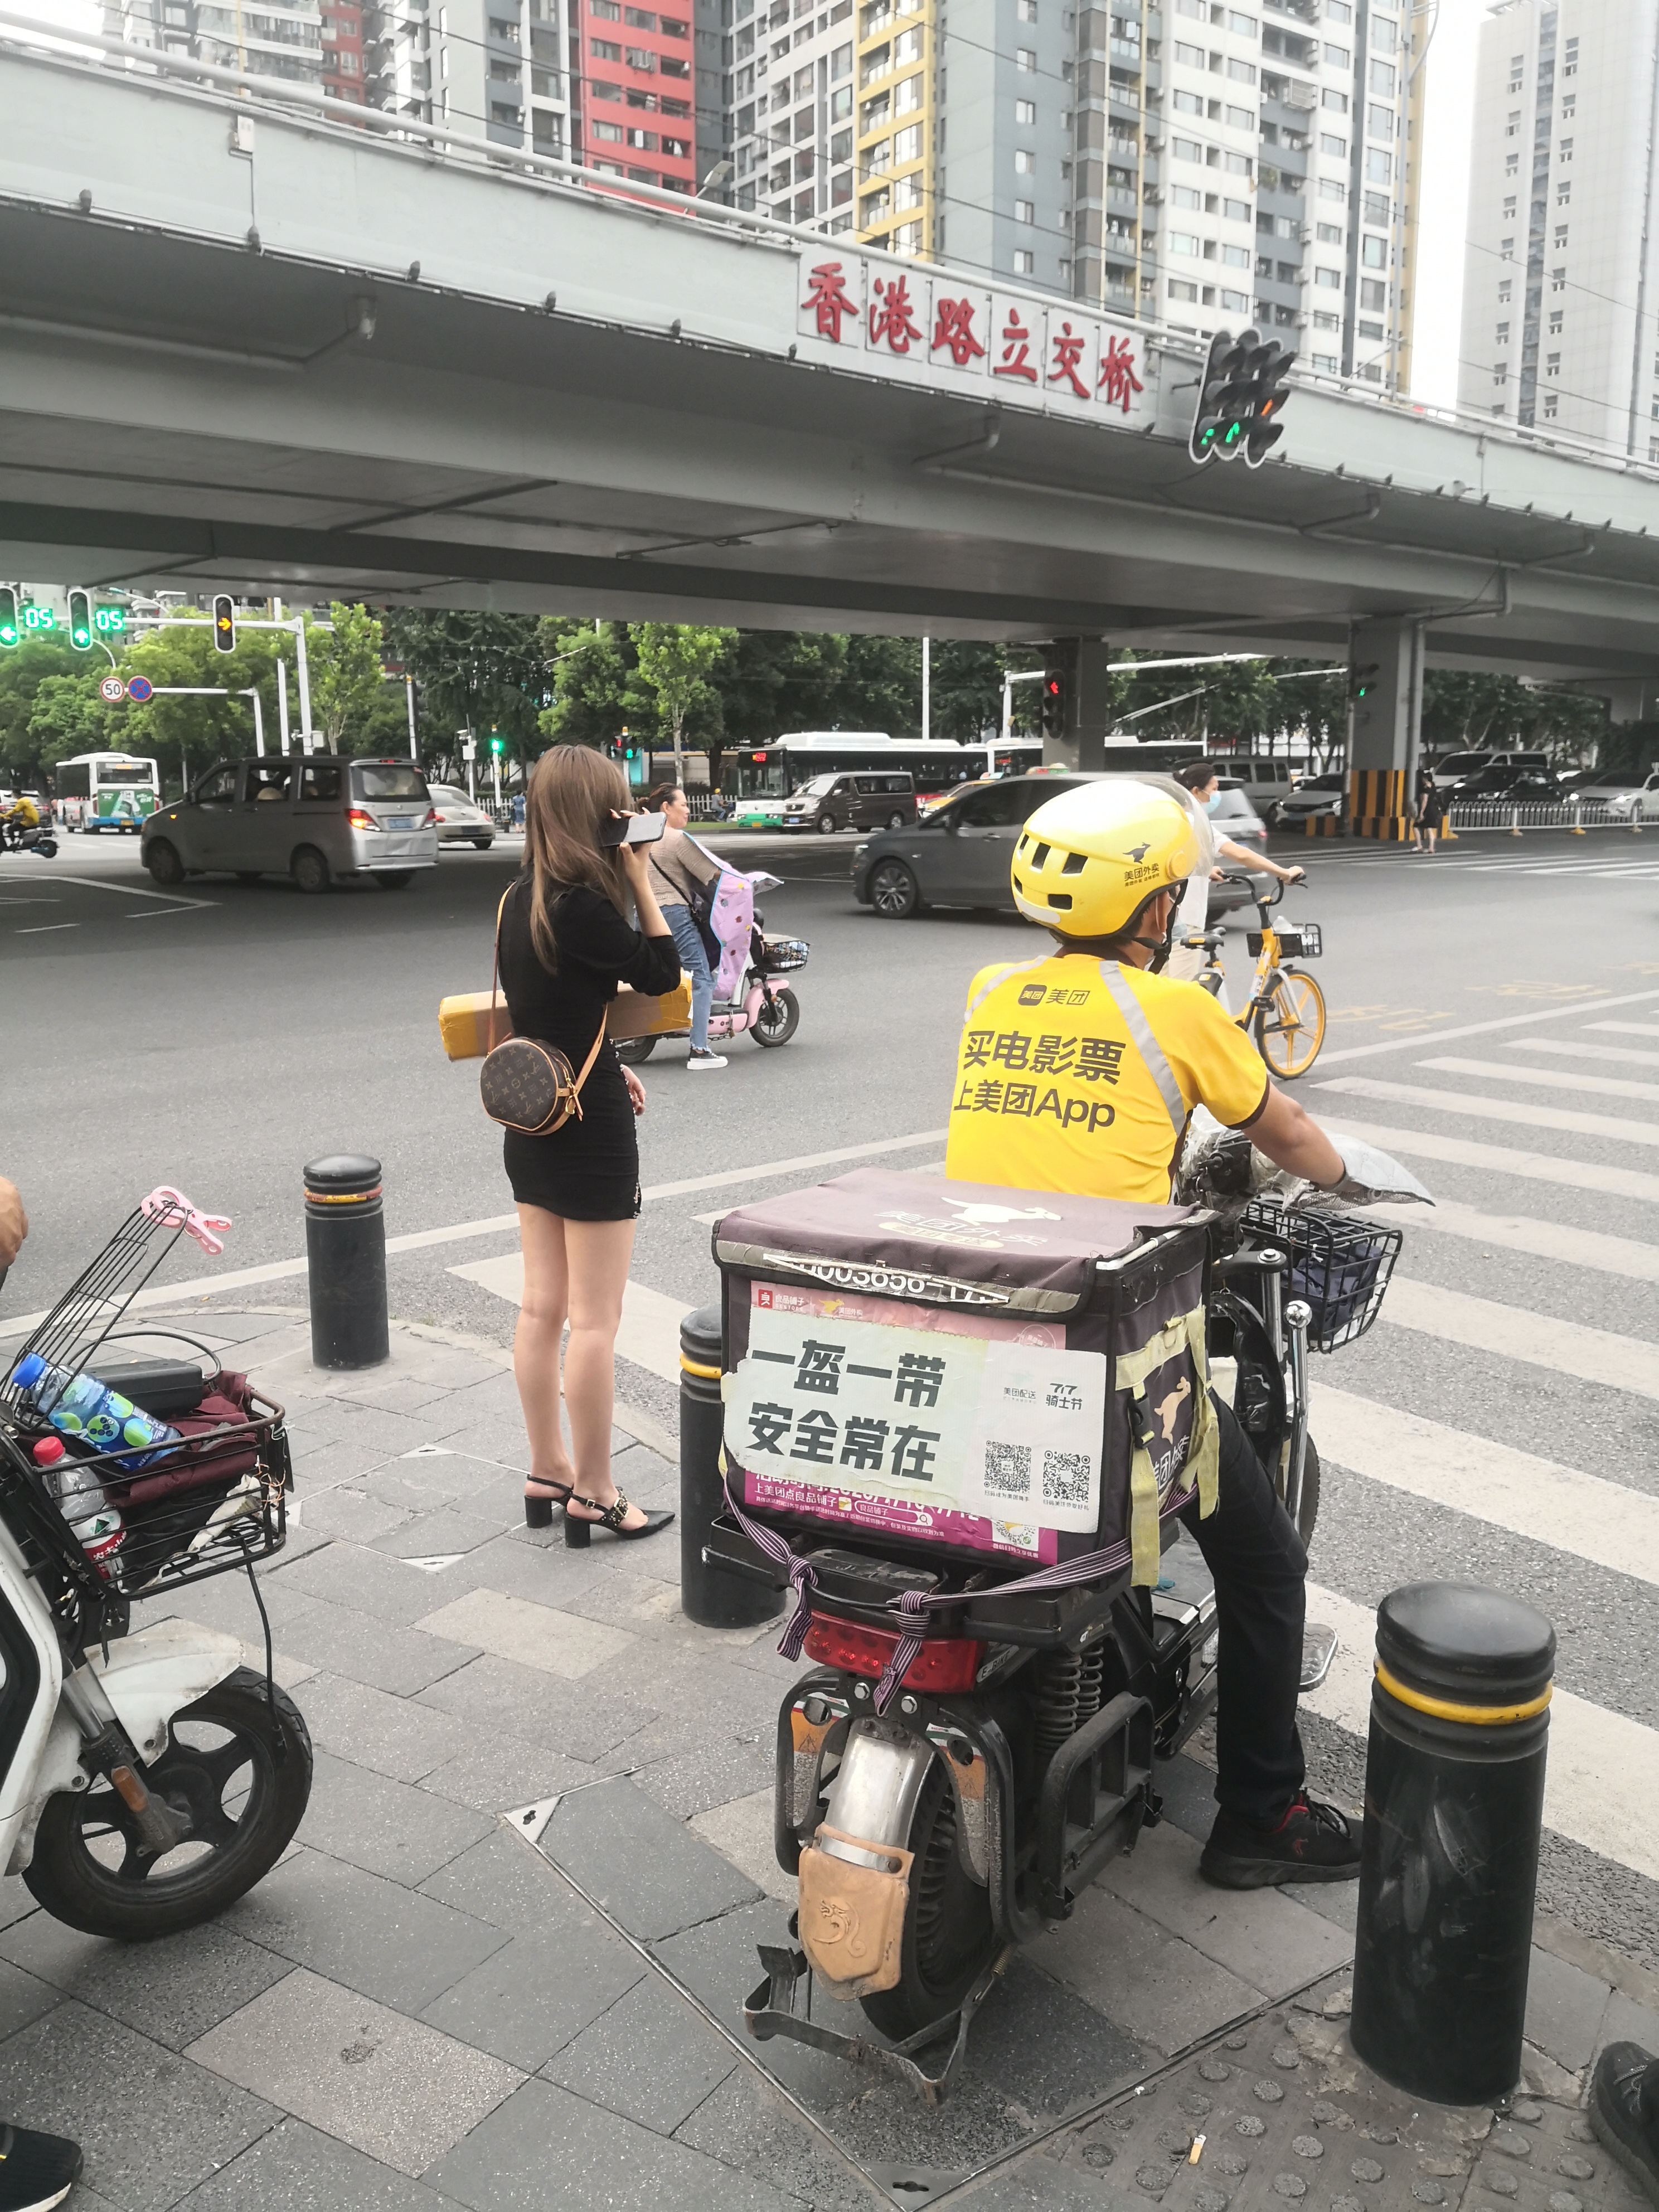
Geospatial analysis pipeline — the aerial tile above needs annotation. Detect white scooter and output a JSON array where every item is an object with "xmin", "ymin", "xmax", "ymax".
[{"xmin": 0, "ymin": 1190, "xmax": 311, "ymax": 1938}]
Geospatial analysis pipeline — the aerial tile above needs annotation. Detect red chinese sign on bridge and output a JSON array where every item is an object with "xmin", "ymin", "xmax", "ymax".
[{"xmin": 794, "ymin": 254, "xmax": 1152, "ymax": 429}]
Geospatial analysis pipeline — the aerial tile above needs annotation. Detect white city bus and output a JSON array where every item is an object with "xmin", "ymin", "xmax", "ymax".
[
  {"xmin": 726, "ymin": 734, "xmax": 1043, "ymax": 823},
  {"xmin": 52, "ymin": 753, "xmax": 162, "ymax": 834}
]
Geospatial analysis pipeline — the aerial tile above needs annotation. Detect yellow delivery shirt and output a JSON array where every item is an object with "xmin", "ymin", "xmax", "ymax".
[{"xmin": 944, "ymin": 952, "xmax": 1270, "ymax": 1204}]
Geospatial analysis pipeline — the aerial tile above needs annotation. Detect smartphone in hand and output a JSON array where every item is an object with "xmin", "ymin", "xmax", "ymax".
[{"xmin": 602, "ymin": 812, "xmax": 668, "ymax": 848}]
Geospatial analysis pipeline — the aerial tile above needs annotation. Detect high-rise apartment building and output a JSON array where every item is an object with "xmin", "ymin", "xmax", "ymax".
[
  {"xmin": 1458, "ymin": 0, "xmax": 1658, "ymax": 456},
  {"xmin": 105, "ymin": 0, "xmax": 324, "ymax": 85},
  {"xmin": 320, "ymin": 0, "xmax": 367, "ymax": 100},
  {"xmin": 570, "ymin": 0, "xmax": 698, "ymax": 188},
  {"xmin": 722, "ymin": 0, "xmax": 1421, "ymax": 385}
]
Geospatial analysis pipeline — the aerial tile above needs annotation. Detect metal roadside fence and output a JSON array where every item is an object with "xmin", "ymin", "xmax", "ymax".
[{"xmin": 1444, "ymin": 797, "xmax": 1642, "ymax": 837}]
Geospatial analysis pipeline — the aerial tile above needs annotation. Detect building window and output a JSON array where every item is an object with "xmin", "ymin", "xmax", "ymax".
[
  {"xmin": 1359, "ymin": 276, "xmax": 1386, "ymax": 309},
  {"xmin": 1014, "ymin": 147, "xmax": 1034, "ymax": 172},
  {"xmin": 1559, "ymin": 138, "xmax": 1572, "ymax": 161},
  {"xmin": 1320, "ymin": 133, "xmax": 1346, "ymax": 156},
  {"xmin": 1227, "ymin": 57, "xmax": 1255, "ymax": 82},
  {"xmin": 1016, "ymin": 46, "xmax": 1035, "ymax": 69},
  {"xmin": 1367, "ymin": 102, "xmax": 1393, "ymax": 138},
  {"xmin": 1314, "ymin": 221, "xmax": 1340, "ymax": 243},
  {"xmin": 1174, "ymin": 89, "xmax": 1203, "ymax": 113},
  {"xmin": 1015, "ymin": 248, "xmax": 1035, "ymax": 273},
  {"xmin": 1323, "ymin": 41, "xmax": 1348, "ymax": 65},
  {"xmin": 1542, "ymin": 394, "xmax": 1558, "ymax": 419},
  {"xmin": 1552, "ymin": 265, "xmax": 1566, "ymax": 292},
  {"xmin": 1369, "ymin": 57, "xmax": 1394, "ymax": 95},
  {"xmin": 1493, "ymin": 362, "xmax": 1507, "ymax": 384},
  {"xmin": 831, "ymin": 39, "xmax": 851, "ymax": 73},
  {"xmin": 1172, "ymin": 135, "xmax": 1202, "ymax": 160},
  {"xmin": 1312, "ymin": 352, "xmax": 1338, "ymax": 371},
  {"xmin": 1318, "ymin": 177, "xmax": 1345, "ymax": 202},
  {"xmin": 1174, "ymin": 39, "xmax": 1204, "ymax": 64},
  {"xmin": 1015, "ymin": 198, "xmax": 1034, "ymax": 222},
  {"xmin": 1312, "ymin": 308, "xmax": 1339, "ymax": 329},
  {"xmin": 1554, "ymin": 224, "xmax": 1568, "ymax": 248},
  {"xmin": 1549, "ymin": 311, "xmax": 1562, "ymax": 333},
  {"xmin": 1497, "ymin": 279, "xmax": 1512, "ymax": 302},
  {"xmin": 1545, "ymin": 351, "xmax": 1560, "ymax": 377},
  {"xmin": 1221, "ymin": 287, "xmax": 1249, "ymax": 311},
  {"xmin": 1322, "ymin": 87, "xmax": 1346, "ymax": 111},
  {"xmin": 1563, "ymin": 36, "xmax": 1577, "ymax": 76},
  {"xmin": 1366, "ymin": 148, "xmax": 1391, "ymax": 182},
  {"xmin": 1557, "ymin": 182, "xmax": 1570, "ymax": 206},
  {"xmin": 895, "ymin": 122, "xmax": 921, "ymax": 159},
  {"xmin": 1224, "ymin": 104, "xmax": 1253, "ymax": 128},
  {"xmin": 1018, "ymin": 0, "xmax": 1036, "ymax": 16},
  {"xmin": 592, "ymin": 36, "xmax": 622, "ymax": 57},
  {"xmin": 1169, "ymin": 276, "xmax": 1199, "ymax": 300},
  {"xmin": 1016, "ymin": 96, "xmax": 1035, "ymax": 122},
  {"xmin": 1505, "ymin": 110, "xmax": 1520, "ymax": 138},
  {"xmin": 1224, "ymin": 150, "xmax": 1251, "ymax": 174},
  {"xmin": 1361, "ymin": 234, "xmax": 1386, "ymax": 268},
  {"xmin": 1496, "ymin": 321, "xmax": 1509, "ymax": 342},
  {"xmin": 1314, "ymin": 265, "xmax": 1340, "ymax": 288}
]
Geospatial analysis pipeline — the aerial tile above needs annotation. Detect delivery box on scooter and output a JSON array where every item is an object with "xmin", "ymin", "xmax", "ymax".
[{"xmin": 713, "ymin": 1168, "xmax": 1213, "ymax": 1582}]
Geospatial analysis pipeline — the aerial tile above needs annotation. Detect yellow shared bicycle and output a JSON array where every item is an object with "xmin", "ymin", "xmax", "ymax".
[{"xmin": 1185, "ymin": 877, "xmax": 1327, "ymax": 1078}]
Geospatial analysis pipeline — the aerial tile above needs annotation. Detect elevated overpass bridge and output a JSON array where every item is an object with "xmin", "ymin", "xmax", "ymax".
[{"xmin": 3, "ymin": 15, "xmax": 1659, "ymax": 782}]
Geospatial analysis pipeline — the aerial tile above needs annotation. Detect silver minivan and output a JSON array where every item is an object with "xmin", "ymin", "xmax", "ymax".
[{"xmin": 142, "ymin": 756, "xmax": 439, "ymax": 892}]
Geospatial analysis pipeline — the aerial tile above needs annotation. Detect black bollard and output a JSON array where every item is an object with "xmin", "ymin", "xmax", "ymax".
[
  {"xmin": 680, "ymin": 1305, "xmax": 777, "ymax": 1628},
  {"xmin": 1350, "ymin": 1582, "xmax": 1555, "ymax": 2107},
  {"xmin": 304, "ymin": 1154, "xmax": 390, "ymax": 1370}
]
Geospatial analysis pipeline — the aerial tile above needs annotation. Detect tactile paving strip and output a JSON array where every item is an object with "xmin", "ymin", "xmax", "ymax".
[{"xmin": 1042, "ymin": 1970, "xmax": 1650, "ymax": 2212}]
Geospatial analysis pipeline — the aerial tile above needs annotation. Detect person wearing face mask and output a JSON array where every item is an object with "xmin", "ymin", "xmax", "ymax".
[{"xmin": 1166, "ymin": 760, "xmax": 1305, "ymax": 992}]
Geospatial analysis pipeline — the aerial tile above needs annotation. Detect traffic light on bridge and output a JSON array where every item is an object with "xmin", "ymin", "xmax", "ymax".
[
  {"xmin": 1350, "ymin": 662, "xmax": 1380, "ymax": 702},
  {"xmin": 0, "ymin": 589, "xmax": 16, "ymax": 651},
  {"xmin": 489, "ymin": 734, "xmax": 505, "ymax": 758},
  {"xmin": 1040, "ymin": 671, "xmax": 1067, "ymax": 742},
  {"xmin": 67, "ymin": 590, "xmax": 93, "ymax": 651},
  {"xmin": 212, "ymin": 595, "xmax": 236, "ymax": 653},
  {"xmin": 1190, "ymin": 327, "xmax": 1297, "ymax": 469}
]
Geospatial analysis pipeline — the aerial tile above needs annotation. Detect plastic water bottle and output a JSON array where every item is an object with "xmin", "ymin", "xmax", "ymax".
[
  {"xmin": 30, "ymin": 1435, "xmax": 127, "ymax": 1579},
  {"xmin": 9, "ymin": 1352, "xmax": 182, "ymax": 1472}
]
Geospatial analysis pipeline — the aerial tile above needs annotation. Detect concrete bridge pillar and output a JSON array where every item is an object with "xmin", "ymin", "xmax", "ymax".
[
  {"xmin": 1346, "ymin": 615, "xmax": 1424, "ymax": 840},
  {"xmin": 1046, "ymin": 636, "xmax": 1115, "ymax": 771}
]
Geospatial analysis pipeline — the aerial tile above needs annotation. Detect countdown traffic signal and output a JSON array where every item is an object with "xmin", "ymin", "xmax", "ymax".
[
  {"xmin": 212, "ymin": 595, "xmax": 236, "ymax": 653},
  {"xmin": 0, "ymin": 588, "xmax": 17, "ymax": 650},
  {"xmin": 67, "ymin": 590, "xmax": 93, "ymax": 650}
]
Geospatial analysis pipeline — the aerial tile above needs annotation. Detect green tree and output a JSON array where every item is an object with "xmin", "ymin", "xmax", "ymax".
[
  {"xmin": 117, "ymin": 618, "xmax": 283, "ymax": 794},
  {"xmin": 536, "ymin": 622, "xmax": 649, "ymax": 751},
  {"xmin": 382, "ymin": 610, "xmax": 551, "ymax": 766},
  {"xmin": 304, "ymin": 602, "xmax": 384, "ymax": 750},
  {"xmin": 28, "ymin": 674, "xmax": 115, "ymax": 769},
  {"xmin": 631, "ymin": 622, "xmax": 738, "ymax": 783},
  {"xmin": 0, "ymin": 636, "xmax": 101, "ymax": 779}
]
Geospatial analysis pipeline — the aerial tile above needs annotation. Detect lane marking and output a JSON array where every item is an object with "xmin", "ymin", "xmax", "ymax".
[
  {"xmin": 46, "ymin": 872, "xmax": 217, "ymax": 909},
  {"xmin": 1316, "ymin": 984, "xmax": 1659, "ymax": 1068},
  {"xmin": 691, "ymin": 1157, "xmax": 949, "ymax": 1227},
  {"xmin": 1382, "ymin": 1277, "xmax": 1659, "ymax": 1400},
  {"xmin": 640, "ymin": 1128, "xmax": 947, "ymax": 1203},
  {"xmin": 1313, "ymin": 1382, "xmax": 1659, "ymax": 1589},
  {"xmin": 1367, "ymin": 1196, "xmax": 1659, "ymax": 1280},
  {"xmin": 1322, "ymin": 1115, "xmax": 1659, "ymax": 1204},
  {"xmin": 1319, "ymin": 1075, "xmax": 1659, "ymax": 1148},
  {"xmin": 1508, "ymin": 1039, "xmax": 1659, "ymax": 1070},
  {"xmin": 1587, "ymin": 1022, "xmax": 1659, "ymax": 1041},
  {"xmin": 1422, "ymin": 1054, "xmax": 1659, "ymax": 1107},
  {"xmin": 1303, "ymin": 1581, "xmax": 1659, "ymax": 1887},
  {"xmin": 15, "ymin": 924, "xmax": 77, "ymax": 935},
  {"xmin": 446, "ymin": 1257, "xmax": 687, "ymax": 1381}
]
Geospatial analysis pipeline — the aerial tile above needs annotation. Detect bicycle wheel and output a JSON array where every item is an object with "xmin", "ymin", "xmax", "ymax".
[{"xmin": 1257, "ymin": 970, "xmax": 1327, "ymax": 1078}]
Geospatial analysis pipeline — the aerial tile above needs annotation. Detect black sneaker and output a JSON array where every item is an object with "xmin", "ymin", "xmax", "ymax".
[
  {"xmin": 0, "ymin": 2122, "xmax": 82, "ymax": 2211},
  {"xmin": 1199, "ymin": 1793, "xmax": 1362, "ymax": 1890},
  {"xmin": 1589, "ymin": 2043, "xmax": 1659, "ymax": 2206}
]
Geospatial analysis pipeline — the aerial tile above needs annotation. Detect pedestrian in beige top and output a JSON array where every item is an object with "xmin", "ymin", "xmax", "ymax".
[{"xmin": 641, "ymin": 784, "xmax": 729, "ymax": 1069}]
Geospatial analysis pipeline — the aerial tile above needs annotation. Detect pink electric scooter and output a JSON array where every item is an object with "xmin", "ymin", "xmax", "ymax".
[{"xmin": 614, "ymin": 867, "xmax": 810, "ymax": 1063}]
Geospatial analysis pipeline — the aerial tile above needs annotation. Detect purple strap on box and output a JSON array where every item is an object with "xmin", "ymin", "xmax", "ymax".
[{"xmin": 720, "ymin": 1471, "xmax": 1199, "ymax": 1715}]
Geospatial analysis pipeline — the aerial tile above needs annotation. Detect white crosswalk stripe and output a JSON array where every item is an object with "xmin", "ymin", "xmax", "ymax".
[
  {"xmin": 1421, "ymin": 1053, "xmax": 1659, "ymax": 1105},
  {"xmin": 1508, "ymin": 1037, "xmax": 1659, "ymax": 1069},
  {"xmin": 1320, "ymin": 1073, "xmax": 1659, "ymax": 1146},
  {"xmin": 1303, "ymin": 999, "xmax": 1659, "ymax": 1896}
]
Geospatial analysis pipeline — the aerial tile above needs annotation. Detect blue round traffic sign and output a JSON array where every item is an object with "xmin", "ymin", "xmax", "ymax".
[{"xmin": 126, "ymin": 675, "xmax": 154, "ymax": 702}]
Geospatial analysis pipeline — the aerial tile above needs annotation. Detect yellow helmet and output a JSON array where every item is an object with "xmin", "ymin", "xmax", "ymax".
[{"xmin": 1010, "ymin": 778, "xmax": 1202, "ymax": 938}]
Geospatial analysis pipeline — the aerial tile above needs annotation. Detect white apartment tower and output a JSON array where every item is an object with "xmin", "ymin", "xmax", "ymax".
[{"xmin": 1459, "ymin": 0, "xmax": 1659, "ymax": 455}]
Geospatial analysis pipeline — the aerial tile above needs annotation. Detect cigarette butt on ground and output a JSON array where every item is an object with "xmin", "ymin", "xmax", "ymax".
[{"xmin": 1189, "ymin": 2136, "xmax": 1206, "ymax": 2165}]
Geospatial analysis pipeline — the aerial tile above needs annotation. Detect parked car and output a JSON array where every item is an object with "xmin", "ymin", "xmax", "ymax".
[
  {"xmin": 1453, "ymin": 763, "xmax": 1568, "ymax": 801},
  {"xmin": 1430, "ymin": 749, "xmax": 1553, "ymax": 794},
  {"xmin": 1273, "ymin": 770, "xmax": 1346, "ymax": 826},
  {"xmin": 428, "ymin": 783, "xmax": 496, "ymax": 848},
  {"xmin": 1603, "ymin": 769, "xmax": 1659, "ymax": 819},
  {"xmin": 1219, "ymin": 758, "xmax": 1306, "ymax": 812},
  {"xmin": 852, "ymin": 773, "xmax": 1269, "ymax": 918},
  {"xmin": 780, "ymin": 770, "xmax": 918, "ymax": 835},
  {"xmin": 1576, "ymin": 768, "xmax": 1659, "ymax": 812},
  {"xmin": 142, "ymin": 756, "xmax": 438, "ymax": 892}
]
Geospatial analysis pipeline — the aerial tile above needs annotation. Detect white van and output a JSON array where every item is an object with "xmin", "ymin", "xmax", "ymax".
[{"xmin": 1225, "ymin": 759, "xmax": 1306, "ymax": 812}]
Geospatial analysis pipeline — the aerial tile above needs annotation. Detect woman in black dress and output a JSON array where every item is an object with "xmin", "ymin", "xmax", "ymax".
[{"xmin": 501, "ymin": 747, "xmax": 681, "ymax": 1545}]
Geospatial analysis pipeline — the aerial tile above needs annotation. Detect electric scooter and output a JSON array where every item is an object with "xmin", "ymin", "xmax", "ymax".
[
  {"xmin": 614, "ymin": 868, "xmax": 809, "ymax": 1060},
  {"xmin": 0, "ymin": 1190, "xmax": 311, "ymax": 1938}
]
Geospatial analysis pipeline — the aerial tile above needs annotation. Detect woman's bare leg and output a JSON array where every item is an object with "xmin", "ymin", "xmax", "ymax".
[
  {"xmin": 515, "ymin": 1204, "xmax": 576, "ymax": 1501},
  {"xmin": 561, "ymin": 1215, "xmax": 652, "ymax": 1530}
]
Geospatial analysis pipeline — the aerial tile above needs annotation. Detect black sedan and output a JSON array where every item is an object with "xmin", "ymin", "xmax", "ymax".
[{"xmin": 851, "ymin": 775, "xmax": 1269, "ymax": 918}]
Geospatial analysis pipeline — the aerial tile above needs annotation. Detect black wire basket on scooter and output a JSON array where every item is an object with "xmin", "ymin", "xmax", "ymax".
[
  {"xmin": 0, "ymin": 1191, "xmax": 290, "ymax": 1639},
  {"xmin": 1240, "ymin": 1196, "xmax": 1402, "ymax": 1351}
]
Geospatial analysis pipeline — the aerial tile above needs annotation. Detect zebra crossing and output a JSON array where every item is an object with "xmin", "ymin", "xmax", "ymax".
[
  {"xmin": 1309, "ymin": 1004, "xmax": 1659, "ymax": 1896},
  {"xmin": 1453, "ymin": 855, "xmax": 1659, "ymax": 877}
]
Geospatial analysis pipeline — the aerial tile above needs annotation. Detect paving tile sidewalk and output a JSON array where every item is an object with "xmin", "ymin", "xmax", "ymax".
[{"xmin": 0, "ymin": 1304, "xmax": 1651, "ymax": 2212}]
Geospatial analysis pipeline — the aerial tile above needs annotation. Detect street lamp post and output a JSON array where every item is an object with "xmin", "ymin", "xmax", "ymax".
[
  {"xmin": 276, "ymin": 661, "xmax": 291, "ymax": 754},
  {"xmin": 242, "ymin": 687, "xmax": 265, "ymax": 756}
]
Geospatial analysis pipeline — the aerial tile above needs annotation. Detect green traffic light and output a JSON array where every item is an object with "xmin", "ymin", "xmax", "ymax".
[
  {"xmin": 0, "ymin": 588, "xmax": 16, "ymax": 650},
  {"xmin": 68, "ymin": 590, "xmax": 93, "ymax": 651}
]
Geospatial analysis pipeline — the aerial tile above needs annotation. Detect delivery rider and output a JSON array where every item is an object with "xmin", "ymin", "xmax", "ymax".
[
  {"xmin": 2, "ymin": 792, "xmax": 40, "ymax": 847},
  {"xmin": 946, "ymin": 778, "xmax": 1360, "ymax": 1891}
]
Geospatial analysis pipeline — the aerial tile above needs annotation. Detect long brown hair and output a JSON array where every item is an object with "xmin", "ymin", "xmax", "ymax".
[{"xmin": 522, "ymin": 745, "xmax": 632, "ymax": 970}]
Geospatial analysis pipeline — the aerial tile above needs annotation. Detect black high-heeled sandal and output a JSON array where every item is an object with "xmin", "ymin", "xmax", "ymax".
[
  {"xmin": 523, "ymin": 1478, "xmax": 575, "ymax": 1530},
  {"xmin": 564, "ymin": 1487, "xmax": 675, "ymax": 1548}
]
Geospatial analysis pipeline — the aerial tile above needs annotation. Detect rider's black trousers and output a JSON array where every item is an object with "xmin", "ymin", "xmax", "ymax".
[{"xmin": 1177, "ymin": 1394, "xmax": 1307, "ymax": 1827}]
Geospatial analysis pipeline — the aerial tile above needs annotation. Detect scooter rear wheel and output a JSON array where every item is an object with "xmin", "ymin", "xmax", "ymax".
[
  {"xmin": 23, "ymin": 1667, "xmax": 313, "ymax": 1940},
  {"xmin": 859, "ymin": 1762, "xmax": 997, "ymax": 2043}
]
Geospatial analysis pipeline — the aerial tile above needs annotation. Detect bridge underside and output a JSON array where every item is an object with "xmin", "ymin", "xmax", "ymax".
[{"xmin": 2, "ymin": 56, "xmax": 1659, "ymax": 690}]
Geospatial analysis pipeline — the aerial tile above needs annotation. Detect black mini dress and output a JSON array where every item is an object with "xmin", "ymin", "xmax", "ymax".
[{"xmin": 497, "ymin": 875, "xmax": 681, "ymax": 1222}]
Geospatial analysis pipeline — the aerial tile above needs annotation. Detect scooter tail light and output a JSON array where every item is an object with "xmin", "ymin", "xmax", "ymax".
[
  {"xmin": 803, "ymin": 1617, "xmax": 983, "ymax": 1693},
  {"xmin": 346, "ymin": 807, "xmax": 378, "ymax": 831}
]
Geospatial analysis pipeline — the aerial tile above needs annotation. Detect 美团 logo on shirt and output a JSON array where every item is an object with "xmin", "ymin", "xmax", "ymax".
[{"xmin": 1018, "ymin": 983, "xmax": 1046, "ymax": 1006}]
